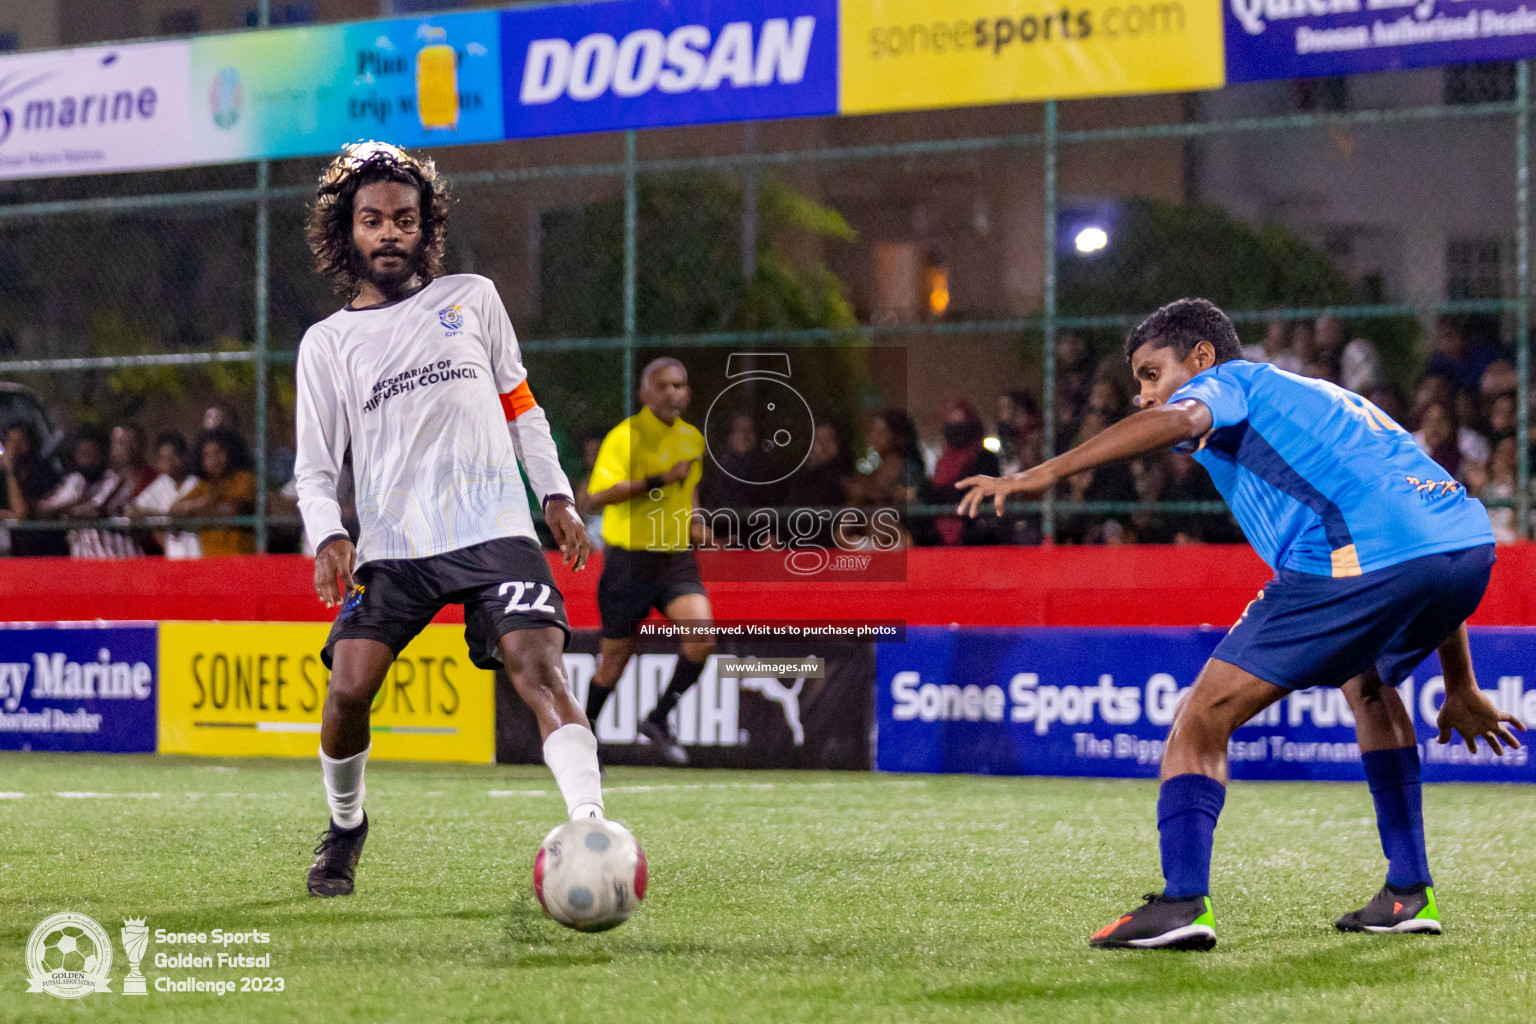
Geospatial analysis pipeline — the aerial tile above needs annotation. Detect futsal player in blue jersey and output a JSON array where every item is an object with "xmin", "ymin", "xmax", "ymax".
[{"xmin": 957, "ymin": 298, "xmax": 1526, "ymax": 950}]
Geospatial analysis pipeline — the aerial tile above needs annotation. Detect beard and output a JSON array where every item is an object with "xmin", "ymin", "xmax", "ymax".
[{"xmin": 350, "ymin": 242, "xmax": 422, "ymax": 297}]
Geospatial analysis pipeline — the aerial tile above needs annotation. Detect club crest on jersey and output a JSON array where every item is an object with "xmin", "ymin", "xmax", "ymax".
[{"xmin": 438, "ymin": 305, "xmax": 464, "ymax": 336}]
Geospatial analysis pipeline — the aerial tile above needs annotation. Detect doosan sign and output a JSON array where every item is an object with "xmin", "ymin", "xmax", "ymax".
[{"xmin": 501, "ymin": 0, "xmax": 837, "ymax": 138}]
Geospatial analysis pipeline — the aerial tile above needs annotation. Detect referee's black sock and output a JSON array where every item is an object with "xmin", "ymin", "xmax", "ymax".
[
  {"xmin": 585, "ymin": 683, "xmax": 614, "ymax": 725},
  {"xmin": 646, "ymin": 655, "xmax": 706, "ymax": 726}
]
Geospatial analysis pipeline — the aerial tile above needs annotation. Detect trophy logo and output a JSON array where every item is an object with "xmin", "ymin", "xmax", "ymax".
[
  {"xmin": 25, "ymin": 911, "xmax": 114, "ymax": 999},
  {"xmin": 120, "ymin": 917, "xmax": 148, "ymax": 996}
]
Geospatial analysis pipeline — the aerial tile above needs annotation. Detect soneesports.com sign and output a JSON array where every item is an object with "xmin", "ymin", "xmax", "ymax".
[{"xmin": 876, "ymin": 626, "xmax": 1536, "ymax": 782}]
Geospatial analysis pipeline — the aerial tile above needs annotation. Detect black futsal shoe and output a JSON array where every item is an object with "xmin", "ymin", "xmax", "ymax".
[
  {"xmin": 1335, "ymin": 883, "xmax": 1441, "ymax": 934},
  {"xmin": 1089, "ymin": 893, "xmax": 1217, "ymax": 950},
  {"xmin": 307, "ymin": 814, "xmax": 368, "ymax": 897}
]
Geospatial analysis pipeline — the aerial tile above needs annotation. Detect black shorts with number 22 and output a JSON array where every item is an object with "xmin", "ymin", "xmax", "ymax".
[{"xmin": 323, "ymin": 536, "xmax": 570, "ymax": 672}]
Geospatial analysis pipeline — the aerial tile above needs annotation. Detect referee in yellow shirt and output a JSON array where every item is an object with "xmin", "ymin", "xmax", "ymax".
[{"xmin": 583, "ymin": 358, "xmax": 716, "ymax": 765}]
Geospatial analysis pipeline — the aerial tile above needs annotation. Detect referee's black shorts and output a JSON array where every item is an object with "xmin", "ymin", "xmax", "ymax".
[{"xmin": 597, "ymin": 546, "xmax": 708, "ymax": 640}]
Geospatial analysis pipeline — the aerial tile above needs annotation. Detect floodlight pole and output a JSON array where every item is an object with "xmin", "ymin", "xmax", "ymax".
[{"xmin": 253, "ymin": 0, "xmax": 271, "ymax": 553}]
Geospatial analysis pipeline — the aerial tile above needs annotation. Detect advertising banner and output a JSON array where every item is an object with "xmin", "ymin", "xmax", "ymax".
[
  {"xmin": 1225, "ymin": 0, "xmax": 1536, "ymax": 82},
  {"xmin": 876, "ymin": 626, "xmax": 1536, "ymax": 782},
  {"xmin": 500, "ymin": 0, "xmax": 839, "ymax": 138},
  {"xmin": 839, "ymin": 0, "xmax": 1225, "ymax": 114},
  {"xmin": 0, "ymin": 41, "xmax": 192, "ymax": 181},
  {"xmin": 158, "ymin": 622, "xmax": 494, "ymax": 763},
  {"xmin": 0, "ymin": 623, "xmax": 157, "ymax": 752},
  {"xmin": 188, "ymin": 10, "xmax": 504, "ymax": 164},
  {"xmin": 497, "ymin": 631, "xmax": 874, "ymax": 768}
]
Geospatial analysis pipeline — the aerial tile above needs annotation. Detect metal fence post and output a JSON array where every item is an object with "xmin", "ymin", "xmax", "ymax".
[
  {"xmin": 1518, "ymin": 61, "xmax": 1531, "ymax": 539},
  {"xmin": 253, "ymin": 0, "xmax": 271, "ymax": 554},
  {"xmin": 623, "ymin": 130, "xmax": 638, "ymax": 415},
  {"xmin": 254, "ymin": 160, "xmax": 270, "ymax": 553},
  {"xmin": 1042, "ymin": 100, "xmax": 1058, "ymax": 543}
]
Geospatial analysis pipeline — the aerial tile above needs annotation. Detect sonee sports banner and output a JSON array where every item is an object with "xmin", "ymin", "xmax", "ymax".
[{"xmin": 876, "ymin": 626, "xmax": 1536, "ymax": 783}]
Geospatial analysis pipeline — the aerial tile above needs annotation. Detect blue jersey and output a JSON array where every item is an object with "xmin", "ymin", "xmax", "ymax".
[{"xmin": 1168, "ymin": 360, "xmax": 1493, "ymax": 577}]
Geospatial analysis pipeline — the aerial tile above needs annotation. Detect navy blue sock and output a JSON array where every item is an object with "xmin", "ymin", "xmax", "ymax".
[
  {"xmin": 1362, "ymin": 746, "xmax": 1432, "ymax": 889},
  {"xmin": 1158, "ymin": 774, "xmax": 1227, "ymax": 899}
]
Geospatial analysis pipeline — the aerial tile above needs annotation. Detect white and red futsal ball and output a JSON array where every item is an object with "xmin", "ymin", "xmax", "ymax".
[{"xmin": 534, "ymin": 819, "xmax": 647, "ymax": 932}]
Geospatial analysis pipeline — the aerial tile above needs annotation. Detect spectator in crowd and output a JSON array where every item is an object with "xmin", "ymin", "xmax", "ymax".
[
  {"xmin": 1085, "ymin": 375, "xmax": 1129, "ymax": 421},
  {"xmin": 1478, "ymin": 435, "xmax": 1529, "ymax": 544},
  {"xmin": 1427, "ymin": 314, "xmax": 1503, "ymax": 397},
  {"xmin": 783, "ymin": 419, "xmax": 852, "ymax": 548},
  {"xmin": 994, "ymin": 389, "xmax": 1041, "ymax": 476},
  {"xmin": 1288, "ymin": 320, "xmax": 1317, "ymax": 367},
  {"xmin": 1058, "ymin": 408, "xmax": 1137, "ymax": 544},
  {"xmin": 1413, "ymin": 400, "xmax": 1488, "ymax": 482},
  {"xmin": 1340, "ymin": 336, "xmax": 1384, "ymax": 394},
  {"xmin": 701, "ymin": 411, "xmax": 775, "ymax": 512},
  {"xmin": 170, "ymin": 427, "xmax": 256, "ymax": 556},
  {"xmin": 70, "ymin": 422, "xmax": 158, "ymax": 558},
  {"xmin": 0, "ymin": 418, "xmax": 67, "ymax": 557},
  {"xmin": 928, "ymin": 399, "xmax": 999, "ymax": 546},
  {"xmin": 1365, "ymin": 384, "xmax": 1410, "ymax": 429},
  {"xmin": 787, "ymin": 420, "xmax": 850, "ymax": 511},
  {"xmin": 1053, "ymin": 330, "xmax": 1095, "ymax": 452},
  {"xmin": 36, "ymin": 427, "xmax": 111, "ymax": 531},
  {"xmin": 203, "ymin": 402, "xmax": 241, "ymax": 433},
  {"xmin": 127, "ymin": 432, "xmax": 203, "ymax": 558},
  {"xmin": 1480, "ymin": 358, "xmax": 1518, "ymax": 400},
  {"xmin": 1485, "ymin": 391, "xmax": 1517, "ymax": 443},
  {"xmin": 1314, "ymin": 314, "xmax": 1347, "ymax": 366},
  {"xmin": 850, "ymin": 409, "xmax": 922, "ymax": 508},
  {"xmin": 1242, "ymin": 318, "xmax": 1305, "ymax": 375}
]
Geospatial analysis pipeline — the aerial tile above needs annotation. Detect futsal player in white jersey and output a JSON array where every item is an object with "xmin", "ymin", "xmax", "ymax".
[{"xmin": 293, "ymin": 142, "xmax": 604, "ymax": 897}]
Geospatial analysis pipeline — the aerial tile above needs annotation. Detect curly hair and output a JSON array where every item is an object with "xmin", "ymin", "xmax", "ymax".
[
  {"xmin": 305, "ymin": 141, "xmax": 452, "ymax": 297},
  {"xmin": 1123, "ymin": 297, "xmax": 1242, "ymax": 365}
]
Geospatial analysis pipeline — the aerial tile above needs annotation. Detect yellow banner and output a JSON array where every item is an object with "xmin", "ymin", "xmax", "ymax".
[
  {"xmin": 158, "ymin": 622, "xmax": 494, "ymax": 763},
  {"xmin": 840, "ymin": 0, "xmax": 1224, "ymax": 114}
]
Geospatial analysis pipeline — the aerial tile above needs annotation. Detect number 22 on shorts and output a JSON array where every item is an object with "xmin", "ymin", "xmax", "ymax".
[{"xmin": 499, "ymin": 581, "xmax": 557, "ymax": 614}]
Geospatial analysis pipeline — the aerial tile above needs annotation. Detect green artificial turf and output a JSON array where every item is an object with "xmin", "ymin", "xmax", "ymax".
[{"xmin": 1, "ymin": 754, "xmax": 1533, "ymax": 1023}]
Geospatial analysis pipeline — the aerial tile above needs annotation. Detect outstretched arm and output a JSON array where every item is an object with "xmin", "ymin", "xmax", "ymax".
[{"xmin": 957, "ymin": 400, "xmax": 1212, "ymax": 517}]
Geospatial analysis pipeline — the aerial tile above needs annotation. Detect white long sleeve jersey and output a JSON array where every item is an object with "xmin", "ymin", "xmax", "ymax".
[{"xmin": 293, "ymin": 274, "xmax": 573, "ymax": 565}]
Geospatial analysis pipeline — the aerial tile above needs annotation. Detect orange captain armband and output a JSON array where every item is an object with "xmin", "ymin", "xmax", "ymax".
[{"xmin": 500, "ymin": 380, "xmax": 537, "ymax": 420}]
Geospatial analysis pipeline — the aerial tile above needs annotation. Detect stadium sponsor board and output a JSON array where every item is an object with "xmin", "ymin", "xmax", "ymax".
[
  {"xmin": 0, "ymin": 41, "xmax": 193, "ymax": 181},
  {"xmin": 496, "ymin": 630, "xmax": 873, "ymax": 768},
  {"xmin": 1225, "ymin": 0, "xmax": 1536, "ymax": 82},
  {"xmin": 158, "ymin": 622, "xmax": 494, "ymax": 763},
  {"xmin": 0, "ymin": 624, "xmax": 157, "ymax": 753},
  {"xmin": 188, "ymin": 10, "xmax": 504, "ymax": 163},
  {"xmin": 500, "ymin": 0, "xmax": 838, "ymax": 138},
  {"xmin": 876, "ymin": 626, "xmax": 1536, "ymax": 781},
  {"xmin": 839, "ymin": 0, "xmax": 1225, "ymax": 114}
]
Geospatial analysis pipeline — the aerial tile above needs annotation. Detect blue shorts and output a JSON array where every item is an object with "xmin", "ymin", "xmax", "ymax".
[{"xmin": 1213, "ymin": 544, "xmax": 1495, "ymax": 691}]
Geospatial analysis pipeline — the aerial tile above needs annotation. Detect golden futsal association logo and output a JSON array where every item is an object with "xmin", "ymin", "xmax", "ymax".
[{"xmin": 25, "ymin": 911, "xmax": 114, "ymax": 999}]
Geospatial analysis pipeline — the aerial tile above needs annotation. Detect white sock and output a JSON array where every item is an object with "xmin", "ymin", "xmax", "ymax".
[
  {"xmin": 542, "ymin": 724, "xmax": 604, "ymax": 821},
  {"xmin": 320, "ymin": 746, "xmax": 368, "ymax": 829}
]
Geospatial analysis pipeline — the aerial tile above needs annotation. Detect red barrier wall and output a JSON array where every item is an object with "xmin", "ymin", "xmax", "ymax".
[{"xmin": 1, "ymin": 544, "xmax": 1532, "ymax": 626}]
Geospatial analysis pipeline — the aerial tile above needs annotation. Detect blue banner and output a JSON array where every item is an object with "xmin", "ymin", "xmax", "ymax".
[
  {"xmin": 876, "ymin": 626, "xmax": 1536, "ymax": 782},
  {"xmin": 500, "ymin": 0, "xmax": 838, "ymax": 139},
  {"xmin": 1225, "ymin": 0, "xmax": 1536, "ymax": 83},
  {"xmin": 0, "ymin": 624, "xmax": 158, "ymax": 753}
]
